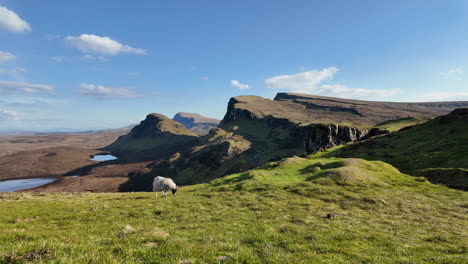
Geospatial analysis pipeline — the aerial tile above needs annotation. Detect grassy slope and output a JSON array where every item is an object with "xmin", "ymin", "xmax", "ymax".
[
  {"xmin": 1, "ymin": 157, "xmax": 467, "ymax": 263},
  {"xmin": 333, "ymin": 110, "xmax": 468, "ymax": 189},
  {"xmin": 374, "ymin": 117, "xmax": 431, "ymax": 132}
]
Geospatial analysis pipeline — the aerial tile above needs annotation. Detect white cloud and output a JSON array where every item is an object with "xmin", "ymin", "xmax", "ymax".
[
  {"xmin": 46, "ymin": 34, "xmax": 61, "ymax": 40},
  {"xmin": 265, "ymin": 67, "xmax": 399, "ymax": 100},
  {"xmin": 51, "ymin": 56, "xmax": 65, "ymax": 63},
  {"xmin": 0, "ymin": 81, "xmax": 54, "ymax": 94},
  {"xmin": 65, "ymin": 34, "xmax": 146, "ymax": 55},
  {"xmin": 439, "ymin": 67, "xmax": 464, "ymax": 80},
  {"xmin": 200, "ymin": 76, "xmax": 208, "ymax": 81},
  {"xmin": 0, "ymin": 51, "xmax": 16, "ymax": 64},
  {"xmin": 265, "ymin": 67, "xmax": 338, "ymax": 92},
  {"xmin": 0, "ymin": 6, "xmax": 31, "ymax": 33},
  {"xmin": 78, "ymin": 83, "xmax": 138, "ymax": 99},
  {"xmin": 418, "ymin": 91, "xmax": 468, "ymax": 101},
  {"xmin": 231, "ymin": 80, "xmax": 250, "ymax": 90},
  {"xmin": 81, "ymin": 54, "xmax": 107, "ymax": 62},
  {"xmin": 0, "ymin": 67, "xmax": 27, "ymax": 75},
  {"xmin": 0, "ymin": 110, "xmax": 19, "ymax": 121}
]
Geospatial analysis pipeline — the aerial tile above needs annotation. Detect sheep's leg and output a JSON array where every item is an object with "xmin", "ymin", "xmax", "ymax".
[
  {"xmin": 163, "ymin": 191, "xmax": 167, "ymax": 197},
  {"xmin": 155, "ymin": 191, "xmax": 158, "ymax": 198}
]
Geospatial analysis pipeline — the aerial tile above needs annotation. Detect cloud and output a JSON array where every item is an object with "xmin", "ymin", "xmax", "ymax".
[
  {"xmin": 51, "ymin": 56, "xmax": 65, "ymax": 63},
  {"xmin": 0, "ymin": 67, "xmax": 27, "ymax": 75},
  {"xmin": 265, "ymin": 67, "xmax": 338, "ymax": 91},
  {"xmin": 0, "ymin": 80, "xmax": 54, "ymax": 94},
  {"xmin": 0, "ymin": 51, "xmax": 16, "ymax": 64},
  {"xmin": 265, "ymin": 67, "xmax": 399, "ymax": 100},
  {"xmin": 46, "ymin": 34, "xmax": 61, "ymax": 41},
  {"xmin": 439, "ymin": 67, "xmax": 464, "ymax": 80},
  {"xmin": 418, "ymin": 91, "xmax": 468, "ymax": 101},
  {"xmin": 81, "ymin": 54, "xmax": 107, "ymax": 62},
  {"xmin": 231, "ymin": 80, "xmax": 250, "ymax": 90},
  {"xmin": 78, "ymin": 83, "xmax": 138, "ymax": 99},
  {"xmin": 65, "ymin": 34, "xmax": 146, "ymax": 55},
  {"xmin": 200, "ymin": 76, "xmax": 208, "ymax": 81},
  {"xmin": 0, "ymin": 6, "xmax": 31, "ymax": 33},
  {"xmin": 0, "ymin": 110, "xmax": 19, "ymax": 121}
]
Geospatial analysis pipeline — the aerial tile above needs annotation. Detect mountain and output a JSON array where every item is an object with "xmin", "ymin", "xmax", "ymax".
[
  {"xmin": 172, "ymin": 112, "xmax": 220, "ymax": 135},
  {"xmin": 105, "ymin": 113, "xmax": 199, "ymax": 161},
  {"xmin": 333, "ymin": 108, "xmax": 468, "ymax": 189},
  {"xmin": 149, "ymin": 93, "xmax": 468, "ymax": 185}
]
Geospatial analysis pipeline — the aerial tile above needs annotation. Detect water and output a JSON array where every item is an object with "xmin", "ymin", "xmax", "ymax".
[
  {"xmin": 90, "ymin": 154, "xmax": 117, "ymax": 161},
  {"xmin": 0, "ymin": 178, "xmax": 56, "ymax": 192}
]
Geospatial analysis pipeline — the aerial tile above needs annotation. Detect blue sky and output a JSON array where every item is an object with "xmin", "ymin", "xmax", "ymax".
[{"xmin": 0, "ymin": 0, "xmax": 467, "ymax": 131}]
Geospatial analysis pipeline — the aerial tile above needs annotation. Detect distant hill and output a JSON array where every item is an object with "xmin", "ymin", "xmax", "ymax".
[
  {"xmin": 334, "ymin": 108, "xmax": 468, "ymax": 189},
  {"xmin": 105, "ymin": 113, "xmax": 199, "ymax": 161},
  {"xmin": 172, "ymin": 112, "xmax": 220, "ymax": 135}
]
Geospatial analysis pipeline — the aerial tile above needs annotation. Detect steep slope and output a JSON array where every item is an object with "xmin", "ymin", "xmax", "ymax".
[
  {"xmin": 172, "ymin": 112, "xmax": 220, "ymax": 135},
  {"xmin": 334, "ymin": 108, "xmax": 468, "ymax": 189},
  {"xmin": 105, "ymin": 113, "xmax": 199, "ymax": 161}
]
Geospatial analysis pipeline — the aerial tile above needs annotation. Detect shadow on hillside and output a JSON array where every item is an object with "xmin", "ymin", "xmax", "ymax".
[{"xmin": 210, "ymin": 173, "xmax": 254, "ymax": 187}]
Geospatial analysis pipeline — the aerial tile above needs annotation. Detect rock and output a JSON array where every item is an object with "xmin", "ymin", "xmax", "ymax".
[
  {"xmin": 215, "ymin": 256, "xmax": 229, "ymax": 262},
  {"xmin": 326, "ymin": 213, "xmax": 336, "ymax": 219},
  {"xmin": 172, "ymin": 112, "xmax": 220, "ymax": 136},
  {"xmin": 304, "ymin": 124, "xmax": 368, "ymax": 154}
]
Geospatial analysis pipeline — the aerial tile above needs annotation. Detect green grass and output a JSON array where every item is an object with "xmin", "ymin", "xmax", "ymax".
[
  {"xmin": 333, "ymin": 110, "xmax": 468, "ymax": 189},
  {"xmin": 374, "ymin": 117, "xmax": 431, "ymax": 132},
  {"xmin": 1, "ymin": 156, "xmax": 467, "ymax": 263}
]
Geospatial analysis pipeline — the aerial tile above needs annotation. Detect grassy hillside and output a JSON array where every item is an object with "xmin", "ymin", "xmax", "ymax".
[
  {"xmin": 373, "ymin": 117, "xmax": 431, "ymax": 132},
  {"xmin": 1, "ymin": 156, "xmax": 466, "ymax": 263},
  {"xmin": 334, "ymin": 108, "xmax": 468, "ymax": 189}
]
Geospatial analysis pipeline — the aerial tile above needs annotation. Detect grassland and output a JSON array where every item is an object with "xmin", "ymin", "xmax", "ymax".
[
  {"xmin": 334, "ymin": 109, "xmax": 468, "ymax": 189},
  {"xmin": 1, "ymin": 156, "xmax": 466, "ymax": 263},
  {"xmin": 373, "ymin": 117, "xmax": 431, "ymax": 132}
]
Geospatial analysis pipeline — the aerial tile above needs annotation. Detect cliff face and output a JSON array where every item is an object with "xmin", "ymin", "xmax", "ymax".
[
  {"xmin": 304, "ymin": 124, "xmax": 368, "ymax": 154},
  {"xmin": 172, "ymin": 112, "xmax": 220, "ymax": 135}
]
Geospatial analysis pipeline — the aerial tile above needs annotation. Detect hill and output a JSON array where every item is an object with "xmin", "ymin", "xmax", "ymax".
[
  {"xmin": 149, "ymin": 93, "xmax": 468, "ymax": 185},
  {"xmin": 172, "ymin": 112, "xmax": 220, "ymax": 135},
  {"xmin": 333, "ymin": 108, "xmax": 468, "ymax": 189},
  {"xmin": 105, "ymin": 113, "xmax": 199, "ymax": 161},
  {"xmin": 1, "ymin": 156, "xmax": 466, "ymax": 263}
]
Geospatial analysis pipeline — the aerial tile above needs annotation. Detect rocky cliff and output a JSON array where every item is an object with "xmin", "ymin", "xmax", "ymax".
[
  {"xmin": 304, "ymin": 124, "xmax": 368, "ymax": 154},
  {"xmin": 172, "ymin": 112, "xmax": 220, "ymax": 135}
]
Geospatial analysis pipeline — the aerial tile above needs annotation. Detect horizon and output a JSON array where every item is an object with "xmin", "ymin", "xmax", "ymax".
[{"xmin": 1, "ymin": 0, "xmax": 468, "ymax": 131}]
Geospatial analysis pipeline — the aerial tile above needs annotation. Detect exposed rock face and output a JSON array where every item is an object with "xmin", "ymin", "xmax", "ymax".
[
  {"xmin": 172, "ymin": 112, "xmax": 220, "ymax": 135},
  {"xmin": 304, "ymin": 124, "xmax": 368, "ymax": 154}
]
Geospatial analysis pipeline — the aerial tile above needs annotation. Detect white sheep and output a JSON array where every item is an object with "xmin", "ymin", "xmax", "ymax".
[{"xmin": 153, "ymin": 176, "xmax": 178, "ymax": 197}]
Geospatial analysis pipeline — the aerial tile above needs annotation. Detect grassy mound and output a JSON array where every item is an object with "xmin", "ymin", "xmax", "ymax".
[
  {"xmin": 2, "ymin": 157, "xmax": 466, "ymax": 263},
  {"xmin": 334, "ymin": 109, "xmax": 468, "ymax": 189}
]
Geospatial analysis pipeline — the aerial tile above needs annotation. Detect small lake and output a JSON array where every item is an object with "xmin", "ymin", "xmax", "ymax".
[
  {"xmin": 90, "ymin": 154, "xmax": 117, "ymax": 162},
  {"xmin": 0, "ymin": 178, "xmax": 56, "ymax": 192}
]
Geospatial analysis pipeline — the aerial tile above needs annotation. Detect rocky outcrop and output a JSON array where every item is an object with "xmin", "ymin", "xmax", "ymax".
[
  {"xmin": 304, "ymin": 124, "xmax": 368, "ymax": 154},
  {"xmin": 172, "ymin": 112, "xmax": 220, "ymax": 135}
]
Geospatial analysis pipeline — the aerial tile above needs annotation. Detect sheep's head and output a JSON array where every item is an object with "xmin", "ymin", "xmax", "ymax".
[{"xmin": 171, "ymin": 185, "xmax": 178, "ymax": 195}]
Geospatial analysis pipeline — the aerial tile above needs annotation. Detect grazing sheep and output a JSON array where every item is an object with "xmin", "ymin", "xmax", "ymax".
[{"xmin": 153, "ymin": 176, "xmax": 178, "ymax": 197}]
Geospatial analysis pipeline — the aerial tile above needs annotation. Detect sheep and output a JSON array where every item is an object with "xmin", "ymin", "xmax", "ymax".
[{"xmin": 153, "ymin": 176, "xmax": 178, "ymax": 197}]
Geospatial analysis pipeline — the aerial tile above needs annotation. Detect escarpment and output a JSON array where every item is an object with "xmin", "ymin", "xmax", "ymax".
[{"xmin": 304, "ymin": 124, "xmax": 368, "ymax": 154}]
